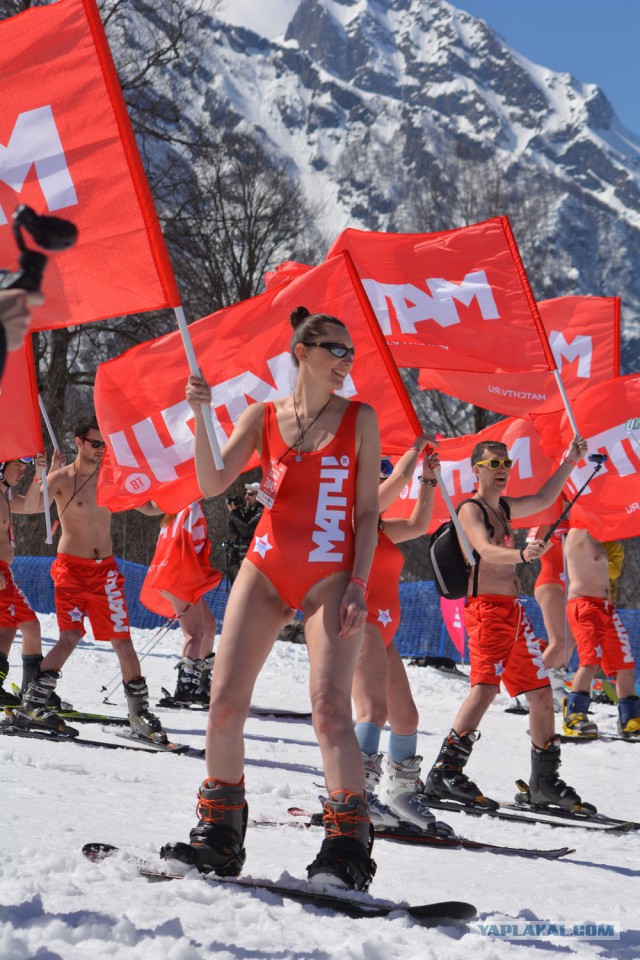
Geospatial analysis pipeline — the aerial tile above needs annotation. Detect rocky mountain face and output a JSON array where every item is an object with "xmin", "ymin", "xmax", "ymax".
[{"xmin": 185, "ymin": 0, "xmax": 640, "ymax": 356}]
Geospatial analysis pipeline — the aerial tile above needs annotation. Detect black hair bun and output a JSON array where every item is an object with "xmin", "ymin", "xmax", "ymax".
[{"xmin": 290, "ymin": 306, "xmax": 310, "ymax": 329}]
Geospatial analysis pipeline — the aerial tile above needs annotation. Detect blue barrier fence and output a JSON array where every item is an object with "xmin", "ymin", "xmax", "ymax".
[{"xmin": 12, "ymin": 555, "xmax": 640, "ymax": 680}]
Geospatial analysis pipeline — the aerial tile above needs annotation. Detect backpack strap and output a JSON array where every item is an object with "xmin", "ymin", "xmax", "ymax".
[{"xmin": 456, "ymin": 498, "xmax": 494, "ymax": 598}]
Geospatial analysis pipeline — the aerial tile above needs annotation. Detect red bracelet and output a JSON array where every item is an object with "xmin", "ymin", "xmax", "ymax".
[
  {"xmin": 564, "ymin": 457, "xmax": 578, "ymax": 467},
  {"xmin": 350, "ymin": 576, "xmax": 367, "ymax": 590}
]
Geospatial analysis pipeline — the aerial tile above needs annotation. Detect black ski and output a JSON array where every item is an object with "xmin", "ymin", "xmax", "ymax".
[
  {"xmin": 284, "ymin": 808, "xmax": 574, "ymax": 860},
  {"xmin": 0, "ymin": 719, "xmax": 174, "ymax": 753},
  {"xmin": 419, "ymin": 791, "xmax": 638, "ymax": 833},
  {"xmin": 100, "ymin": 727, "xmax": 191, "ymax": 753},
  {"xmin": 10, "ymin": 684, "xmax": 126, "ymax": 725},
  {"xmin": 156, "ymin": 688, "xmax": 311, "ymax": 720},
  {"xmin": 82, "ymin": 843, "xmax": 475, "ymax": 926},
  {"xmin": 560, "ymin": 734, "xmax": 640, "ymax": 745}
]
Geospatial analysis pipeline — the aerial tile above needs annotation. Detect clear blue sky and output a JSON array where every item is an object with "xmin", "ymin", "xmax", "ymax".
[{"xmin": 456, "ymin": 0, "xmax": 640, "ymax": 134}]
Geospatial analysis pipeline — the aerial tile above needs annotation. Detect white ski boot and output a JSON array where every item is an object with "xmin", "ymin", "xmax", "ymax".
[{"xmin": 380, "ymin": 755, "xmax": 455, "ymax": 837}]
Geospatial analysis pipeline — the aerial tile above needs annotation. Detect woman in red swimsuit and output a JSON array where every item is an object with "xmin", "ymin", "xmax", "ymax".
[{"xmin": 163, "ymin": 307, "xmax": 381, "ymax": 891}]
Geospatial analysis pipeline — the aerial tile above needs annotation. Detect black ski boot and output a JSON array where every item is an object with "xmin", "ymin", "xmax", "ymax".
[
  {"xmin": 21, "ymin": 654, "xmax": 64, "ymax": 711},
  {"xmin": 423, "ymin": 729, "xmax": 496, "ymax": 808},
  {"xmin": 192, "ymin": 653, "xmax": 214, "ymax": 705},
  {"xmin": 0, "ymin": 652, "xmax": 20, "ymax": 708},
  {"xmin": 172, "ymin": 657, "xmax": 201, "ymax": 705},
  {"xmin": 124, "ymin": 677, "xmax": 168, "ymax": 744},
  {"xmin": 161, "ymin": 778, "xmax": 247, "ymax": 876},
  {"xmin": 307, "ymin": 790, "xmax": 376, "ymax": 891},
  {"xmin": 524, "ymin": 736, "xmax": 592, "ymax": 810},
  {"xmin": 14, "ymin": 670, "xmax": 77, "ymax": 735}
]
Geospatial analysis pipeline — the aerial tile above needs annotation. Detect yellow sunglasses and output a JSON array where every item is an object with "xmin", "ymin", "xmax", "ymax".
[{"xmin": 474, "ymin": 457, "xmax": 514, "ymax": 470}]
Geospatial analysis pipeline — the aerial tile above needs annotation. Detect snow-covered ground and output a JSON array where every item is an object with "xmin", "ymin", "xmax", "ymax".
[{"xmin": 1, "ymin": 614, "xmax": 638, "ymax": 960}]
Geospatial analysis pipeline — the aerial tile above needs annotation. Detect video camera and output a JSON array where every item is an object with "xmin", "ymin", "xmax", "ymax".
[
  {"xmin": 225, "ymin": 495, "xmax": 243, "ymax": 507},
  {"xmin": 0, "ymin": 204, "xmax": 77, "ymax": 292}
]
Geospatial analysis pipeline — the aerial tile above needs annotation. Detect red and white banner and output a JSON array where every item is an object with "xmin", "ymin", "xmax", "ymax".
[
  {"xmin": 0, "ymin": 338, "xmax": 43, "ymax": 459},
  {"xmin": 96, "ymin": 253, "xmax": 421, "ymax": 513},
  {"xmin": 531, "ymin": 374, "xmax": 640, "ymax": 540},
  {"xmin": 384, "ymin": 416, "xmax": 558, "ymax": 532},
  {"xmin": 0, "ymin": 0, "xmax": 179, "ymax": 330},
  {"xmin": 327, "ymin": 217, "xmax": 555, "ymax": 373},
  {"xmin": 140, "ymin": 501, "xmax": 221, "ymax": 618},
  {"xmin": 440, "ymin": 597, "xmax": 466, "ymax": 656},
  {"xmin": 419, "ymin": 297, "xmax": 621, "ymax": 416}
]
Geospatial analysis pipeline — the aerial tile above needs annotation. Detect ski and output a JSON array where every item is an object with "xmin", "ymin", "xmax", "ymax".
[
  {"xmin": 82, "ymin": 843, "xmax": 476, "ymax": 926},
  {"xmin": 560, "ymin": 733, "xmax": 640, "ymax": 745},
  {"xmin": 156, "ymin": 689, "xmax": 311, "ymax": 720},
  {"xmin": 0, "ymin": 719, "xmax": 172, "ymax": 753},
  {"xmin": 58, "ymin": 710, "xmax": 129, "ymax": 727},
  {"xmin": 418, "ymin": 791, "xmax": 638, "ymax": 833},
  {"xmin": 100, "ymin": 727, "xmax": 191, "ymax": 753},
  {"xmin": 267, "ymin": 809, "xmax": 575, "ymax": 860}
]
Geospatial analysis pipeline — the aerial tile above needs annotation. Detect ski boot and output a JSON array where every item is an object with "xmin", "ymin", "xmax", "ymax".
[
  {"xmin": 618, "ymin": 695, "xmax": 640, "ymax": 740},
  {"xmin": 192, "ymin": 653, "xmax": 214, "ymax": 706},
  {"xmin": 423, "ymin": 729, "xmax": 497, "ymax": 809},
  {"xmin": 172, "ymin": 657, "xmax": 202, "ymax": 705},
  {"xmin": 379, "ymin": 755, "xmax": 455, "ymax": 837},
  {"xmin": 0, "ymin": 652, "xmax": 20, "ymax": 708},
  {"xmin": 547, "ymin": 668, "xmax": 568, "ymax": 712},
  {"xmin": 21, "ymin": 654, "xmax": 64, "ymax": 711},
  {"xmin": 124, "ymin": 677, "xmax": 168, "ymax": 744},
  {"xmin": 562, "ymin": 692, "xmax": 598, "ymax": 739},
  {"xmin": 307, "ymin": 790, "xmax": 376, "ymax": 891},
  {"xmin": 161, "ymin": 777, "xmax": 247, "ymax": 876},
  {"xmin": 14, "ymin": 670, "xmax": 77, "ymax": 736},
  {"xmin": 360, "ymin": 753, "xmax": 416, "ymax": 831},
  {"xmin": 522, "ymin": 736, "xmax": 594, "ymax": 811}
]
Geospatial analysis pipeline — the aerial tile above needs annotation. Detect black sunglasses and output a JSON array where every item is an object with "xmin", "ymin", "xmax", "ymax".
[
  {"xmin": 81, "ymin": 437, "xmax": 106, "ymax": 449},
  {"xmin": 304, "ymin": 341, "xmax": 355, "ymax": 360}
]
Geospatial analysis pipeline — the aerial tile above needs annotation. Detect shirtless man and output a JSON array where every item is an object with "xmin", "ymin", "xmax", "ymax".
[
  {"xmin": 563, "ymin": 526, "xmax": 638, "ymax": 739},
  {"xmin": 424, "ymin": 434, "xmax": 590, "ymax": 811},
  {"xmin": 0, "ymin": 453, "xmax": 54, "ymax": 706},
  {"xmin": 16, "ymin": 416, "xmax": 167, "ymax": 743}
]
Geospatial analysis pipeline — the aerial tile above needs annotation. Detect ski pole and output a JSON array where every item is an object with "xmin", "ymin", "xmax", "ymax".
[
  {"xmin": 542, "ymin": 454, "xmax": 607, "ymax": 543},
  {"xmin": 100, "ymin": 614, "xmax": 180, "ymax": 704}
]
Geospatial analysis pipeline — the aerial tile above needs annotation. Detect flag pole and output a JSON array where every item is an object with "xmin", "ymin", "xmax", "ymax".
[
  {"xmin": 553, "ymin": 369, "xmax": 580, "ymax": 436},
  {"xmin": 173, "ymin": 306, "xmax": 224, "ymax": 470},
  {"xmin": 37, "ymin": 394, "xmax": 58, "ymax": 545}
]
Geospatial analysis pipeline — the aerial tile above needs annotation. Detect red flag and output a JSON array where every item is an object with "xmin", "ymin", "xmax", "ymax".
[
  {"xmin": 0, "ymin": 338, "xmax": 43, "ymax": 458},
  {"xmin": 440, "ymin": 597, "xmax": 466, "ymax": 656},
  {"xmin": 327, "ymin": 217, "xmax": 555, "ymax": 373},
  {"xmin": 140, "ymin": 501, "xmax": 221, "ymax": 618},
  {"xmin": 0, "ymin": 0, "xmax": 179, "ymax": 330},
  {"xmin": 95, "ymin": 253, "xmax": 421, "ymax": 513},
  {"xmin": 530, "ymin": 374, "xmax": 640, "ymax": 540},
  {"xmin": 383, "ymin": 416, "xmax": 558, "ymax": 531},
  {"xmin": 419, "ymin": 297, "xmax": 621, "ymax": 415}
]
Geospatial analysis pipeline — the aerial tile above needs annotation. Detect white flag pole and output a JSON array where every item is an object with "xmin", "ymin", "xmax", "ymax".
[
  {"xmin": 173, "ymin": 306, "xmax": 224, "ymax": 470},
  {"xmin": 553, "ymin": 370, "xmax": 580, "ymax": 437},
  {"xmin": 434, "ymin": 469, "xmax": 476, "ymax": 568},
  {"xmin": 37, "ymin": 394, "xmax": 57, "ymax": 545}
]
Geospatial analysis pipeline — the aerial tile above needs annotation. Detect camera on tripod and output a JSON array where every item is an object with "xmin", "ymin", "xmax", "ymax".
[
  {"xmin": 225, "ymin": 495, "xmax": 243, "ymax": 507},
  {"xmin": 0, "ymin": 204, "xmax": 77, "ymax": 292}
]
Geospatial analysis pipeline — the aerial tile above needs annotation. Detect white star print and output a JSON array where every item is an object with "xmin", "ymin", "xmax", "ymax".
[
  {"xmin": 595, "ymin": 644, "xmax": 603, "ymax": 659},
  {"xmin": 494, "ymin": 660, "xmax": 505, "ymax": 676},
  {"xmin": 377, "ymin": 609, "xmax": 392, "ymax": 627},
  {"xmin": 253, "ymin": 534, "xmax": 273, "ymax": 560},
  {"xmin": 69, "ymin": 606, "xmax": 84, "ymax": 623}
]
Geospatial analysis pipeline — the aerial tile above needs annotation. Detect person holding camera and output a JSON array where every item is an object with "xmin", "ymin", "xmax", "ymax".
[
  {"xmin": 224, "ymin": 484, "xmax": 263, "ymax": 582},
  {"xmin": 0, "ymin": 290, "xmax": 44, "ymax": 379}
]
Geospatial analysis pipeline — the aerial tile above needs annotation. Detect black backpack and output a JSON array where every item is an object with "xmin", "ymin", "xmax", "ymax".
[{"xmin": 430, "ymin": 497, "xmax": 511, "ymax": 599}]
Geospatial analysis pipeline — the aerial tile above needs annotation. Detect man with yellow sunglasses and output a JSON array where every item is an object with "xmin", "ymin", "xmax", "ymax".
[{"xmin": 424, "ymin": 433, "xmax": 593, "ymax": 813}]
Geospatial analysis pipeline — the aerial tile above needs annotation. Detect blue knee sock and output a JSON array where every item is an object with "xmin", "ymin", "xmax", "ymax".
[
  {"xmin": 354, "ymin": 722, "xmax": 382, "ymax": 756},
  {"xmin": 388, "ymin": 731, "xmax": 418, "ymax": 763}
]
